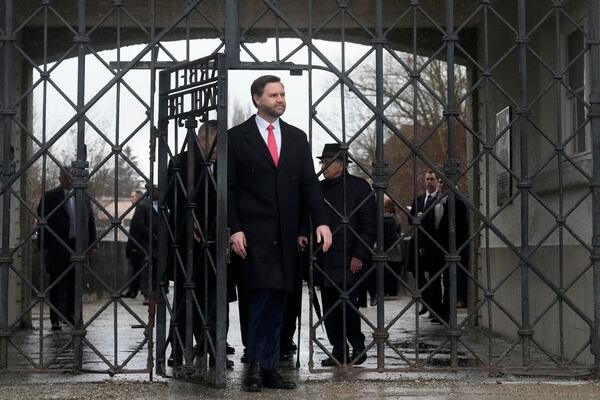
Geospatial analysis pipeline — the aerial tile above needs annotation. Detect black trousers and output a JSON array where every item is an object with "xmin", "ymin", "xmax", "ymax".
[
  {"xmin": 47, "ymin": 238, "xmax": 76, "ymax": 326},
  {"xmin": 280, "ymin": 271, "xmax": 302, "ymax": 353},
  {"xmin": 429, "ymin": 267, "xmax": 450, "ymax": 323},
  {"xmin": 246, "ymin": 289, "xmax": 286, "ymax": 370},
  {"xmin": 127, "ymin": 253, "xmax": 144, "ymax": 296},
  {"xmin": 321, "ymin": 286, "xmax": 365, "ymax": 360},
  {"xmin": 170, "ymin": 267, "xmax": 219, "ymax": 360}
]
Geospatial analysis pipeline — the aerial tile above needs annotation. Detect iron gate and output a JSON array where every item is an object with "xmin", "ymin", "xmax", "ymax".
[
  {"xmin": 0, "ymin": 0, "xmax": 599, "ymax": 380},
  {"xmin": 156, "ymin": 53, "xmax": 229, "ymax": 385}
]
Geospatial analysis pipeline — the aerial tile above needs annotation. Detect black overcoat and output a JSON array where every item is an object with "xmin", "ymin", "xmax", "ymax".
[
  {"xmin": 227, "ymin": 116, "xmax": 328, "ymax": 292},
  {"xmin": 309, "ymin": 173, "xmax": 377, "ymax": 288},
  {"xmin": 37, "ymin": 186, "xmax": 97, "ymax": 273},
  {"xmin": 406, "ymin": 191, "xmax": 438, "ymax": 274},
  {"xmin": 424, "ymin": 194, "xmax": 469, "ymax": 272}
]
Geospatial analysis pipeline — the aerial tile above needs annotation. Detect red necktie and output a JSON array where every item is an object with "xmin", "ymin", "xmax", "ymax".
[{"xmin": 267, "ymin": 124, "xmax": 279, "ymax": 167}]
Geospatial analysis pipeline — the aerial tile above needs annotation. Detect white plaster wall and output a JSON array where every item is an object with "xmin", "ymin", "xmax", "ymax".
[
  {"xmin": 476, "ymin": 1, "xmax": 595, "ymax": 365},
  {"xmin": 0, "ymin": 51, "xmax": 26, "ymax": 327}
]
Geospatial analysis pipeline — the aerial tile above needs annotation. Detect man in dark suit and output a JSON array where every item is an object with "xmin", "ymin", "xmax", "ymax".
[
  {"xmin": 408, "ymin": 170, "xmax": 438, "ymax": 316},
  {"xmin": 228, "ymin": 75, "xmax": 332, "ymax": 392},
  {"xmin": 128, "ymin": 186, "xmax": 159, "ymax": 303},
  {"xmin": 425, "ymin": 179, "xmax": 468, "ymax": 324},
  {"xmin": 37, "ymin": 167, "xmax": 97, "ymax": 331},
  {"xmin": 125, "ymin": 189, "xmax": 144, "ymax": 299},
  {"xmin": 166, "ymin": 120, "xmax": 235, "ymax": 369}
]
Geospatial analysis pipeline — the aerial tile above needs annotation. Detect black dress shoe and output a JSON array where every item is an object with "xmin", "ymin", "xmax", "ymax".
[
  {"xmin": 281, "ymin": 341, "xmax": 297, "ymax": 354},
  {"xmin": 351, "ymin": 348, "xmax": 367, "ymax": 365},
  {"xmin": 418, "ymin": 305, "xmax": 429, "ymax": 315},
  {"xmin": 321, "ymin": 354, "xmax": 347, "ymax": 367},
  {"xmin": 243, "ymin": 362, "xmax": 262, "ymax": 392},
  {"xmin": 167, "ymin": 354, "xmax": 182, "ymax": 367},
  {"xmin": 261, "ymin": 368, "xmax": 296, "ymax": 389},
  {"xmin": 320, "ymin": 357, "xmax": 339, "ymax": 367},
  {"xmin": 226, "ymin": 343, "xmax": 235, "ymax": 355}
]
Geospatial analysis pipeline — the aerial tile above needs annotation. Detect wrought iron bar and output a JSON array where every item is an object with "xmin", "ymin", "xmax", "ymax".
[
  {"xmin": 444, "ymin": 0, "xmax": 460, "ymax": 369},
  {"xmin": 225, "ymin": 0, "xmax": 240, "ymax": 67},
  {"xmin": 214, "ymin": 52, "xmax": 228, "ymax": 387},
  {"xmin": 0, "ymin": 0, "xmax": 206, "ymax": 196},
  {"xmin": 517, "ymin": 0, "xmax": 531, "ymax": 367},
  {"xmin": 0, "ymin": 0, "xmax": 14, "ymax": 371},
  {"xmin": 72, "ymin": 0, "xmax": 89, "ymax": 372},
  {"xmin": 553, "ymin": 4, "xmax": 565, "ymax": 365},
  {"xmin": 184, "ymin": 117, "xmax": 197, "ymax": 375},
  {"xmin": 147, "ymin": 0, "xmax": 159, "ymax": 380},
  {"xmin": 589, "ymin": 0, "xmax": 600, "ymax": 374},
  {"xmin": 156, "ymin": 68, "xmax": 170, "ymax": 377},
  {"xmin": 373, "ymin": 0, "xmax": 387, "ymax": 370}
]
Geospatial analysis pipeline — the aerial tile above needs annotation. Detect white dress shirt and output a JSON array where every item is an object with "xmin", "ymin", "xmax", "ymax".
[{"xmin": 255, "ymin": 114, "xmax": 281, "ymax": 156}]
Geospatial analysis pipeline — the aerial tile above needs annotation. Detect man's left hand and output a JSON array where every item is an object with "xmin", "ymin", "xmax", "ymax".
[
  {"xmin": 350, "ymin": 257, "xmax": 363, "ymax": 273},
  {"xmin": 315, "ymin": 225, "xmax": 332, "ymax": 252}
]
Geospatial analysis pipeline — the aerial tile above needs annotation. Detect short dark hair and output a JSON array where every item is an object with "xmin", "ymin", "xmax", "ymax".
[
  {"xmin": 198, "ymin": 119, "xmax": 218, "ymax": 137},
  {"xmin": 250, "ymin": 75, "xmax": 282, "ymax": 107}
]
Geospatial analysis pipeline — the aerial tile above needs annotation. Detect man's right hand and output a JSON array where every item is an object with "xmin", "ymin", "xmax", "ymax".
[{"xmin": 230, "ymin": 231, "xmax": 247, "ymax": 259}]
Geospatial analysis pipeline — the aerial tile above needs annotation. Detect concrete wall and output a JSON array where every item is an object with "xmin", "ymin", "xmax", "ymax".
[
  {"xmin": 476, "ymin": 1, "xmax": 595, "ymax": 364},
  {"xmin": 0, "ymin": 37, "xmax": 31, "ymax": 328}
]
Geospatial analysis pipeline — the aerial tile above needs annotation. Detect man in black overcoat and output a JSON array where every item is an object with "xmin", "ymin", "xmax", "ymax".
[
  {"xmin": 303, "ymin": 143, "xmax": 376, "ymax": 367},
  {"xmin": 125, "ymin": 190, "xmax": 143, "ymax": 298},
  {"xmin": 166, "ymin": 120, "xmax": 235, "ymax": 368},
  {"xmin": 228, "ymin": 75, "xmax": 332, "ymax": 392},
  {"xmin": 128, "ymin": 186, "xmax": 159, "ymax": 302},
  {"xmin": 408, "ymin": 170, "xmax": 439, "ymax": 316},
  {"xmin": 423, "ymin": 179, "xmax": 469, "ymax": 323},
  {"xmin": 37, "ymin": 167, "xmax": 97, "ymax": 331}
]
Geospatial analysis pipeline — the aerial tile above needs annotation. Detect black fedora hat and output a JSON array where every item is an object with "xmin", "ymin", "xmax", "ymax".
[{"xmin": 317, "ymin": 143, "xmax": 352, "ymax": 163}]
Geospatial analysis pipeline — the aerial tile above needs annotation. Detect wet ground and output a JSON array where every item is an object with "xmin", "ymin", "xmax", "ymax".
[
  {"xmin": 1, "ymin": 286, "xmax": 598, "ymax": 398},
  {"xmin": 1, "ymin": 375, "xmax": 599, "ymax": 400}
]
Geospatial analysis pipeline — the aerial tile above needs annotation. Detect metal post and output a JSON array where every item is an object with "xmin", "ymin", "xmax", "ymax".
[
  {"xmin": 516, "ymin": 0, "xmax": 532, "ymax": 367},
  {"xmin": 183, "ymin": 118, "xmax": 197, "ymax": 375},
  {"xmin": 214, "ymin": 52, "xmax": 228, "ymax": 387},
  {"xmin": 444, "ymin": 0, "xmax": 460, "ymax": 369},
  {"xmin": 147, "ymin": 0, "xmax": 159, "ymax": 380},
  {"xmin": 225, "ymin": 0, "xmax": 240, "ymax": 67},
  {"xmin": 373, "ymin": 0, "xmax": 388, "ymax": 369},
  {"xmin": 588, "ymin": 0, "xmax": 600, "ymax": 374},
  {"xmin": 156, "ymin": 72, "xmax": 170, "ymax": 376},
  {"xmin": 72, "ymin": 0, "xmax": 89, "ymax": 372},
  {"xmin": 0, "ymin": 0, "xmax": 14, "ymax": 371}
]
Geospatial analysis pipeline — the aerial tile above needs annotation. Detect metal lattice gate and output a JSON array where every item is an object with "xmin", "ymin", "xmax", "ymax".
[{"xmin": 0, "ymin": 0, "xmax": 599, "ymax": 381}]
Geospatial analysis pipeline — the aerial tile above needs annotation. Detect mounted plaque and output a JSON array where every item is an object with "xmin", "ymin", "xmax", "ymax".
[{"xmin": 496, "ymin": 106, "xmax": 512, "ymax": 206}]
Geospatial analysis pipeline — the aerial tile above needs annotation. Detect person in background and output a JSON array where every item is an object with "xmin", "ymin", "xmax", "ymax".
[
  {"xmin": 125, "ymin": 189, "xmax": 144, "ymax": 299},
  {"xmin": 37, "ymin": 167, "xmax": 97, "ymax": 331},
  {"xmin": 301, "ymin": 143, "xmax": 376, "ymax": 367}
]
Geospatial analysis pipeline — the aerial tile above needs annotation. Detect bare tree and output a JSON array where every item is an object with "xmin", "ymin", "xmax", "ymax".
[
  {"xmin": 321, "ymin": 54, "xmax": 470, "ymax": 219},
  {"xmin": 230, "ymin": 98, "xmax": 253, "ymax": 126}
]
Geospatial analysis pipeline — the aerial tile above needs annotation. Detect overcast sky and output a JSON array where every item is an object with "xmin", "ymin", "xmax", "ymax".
[{"xmin": 32, "ymin": 38, "xmax": 376, "ymax": 185}]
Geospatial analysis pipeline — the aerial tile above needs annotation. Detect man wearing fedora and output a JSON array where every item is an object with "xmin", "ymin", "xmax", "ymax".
[{"xmin": 300, "ymin": 143, "xmax": 376, "ymax": 367}]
